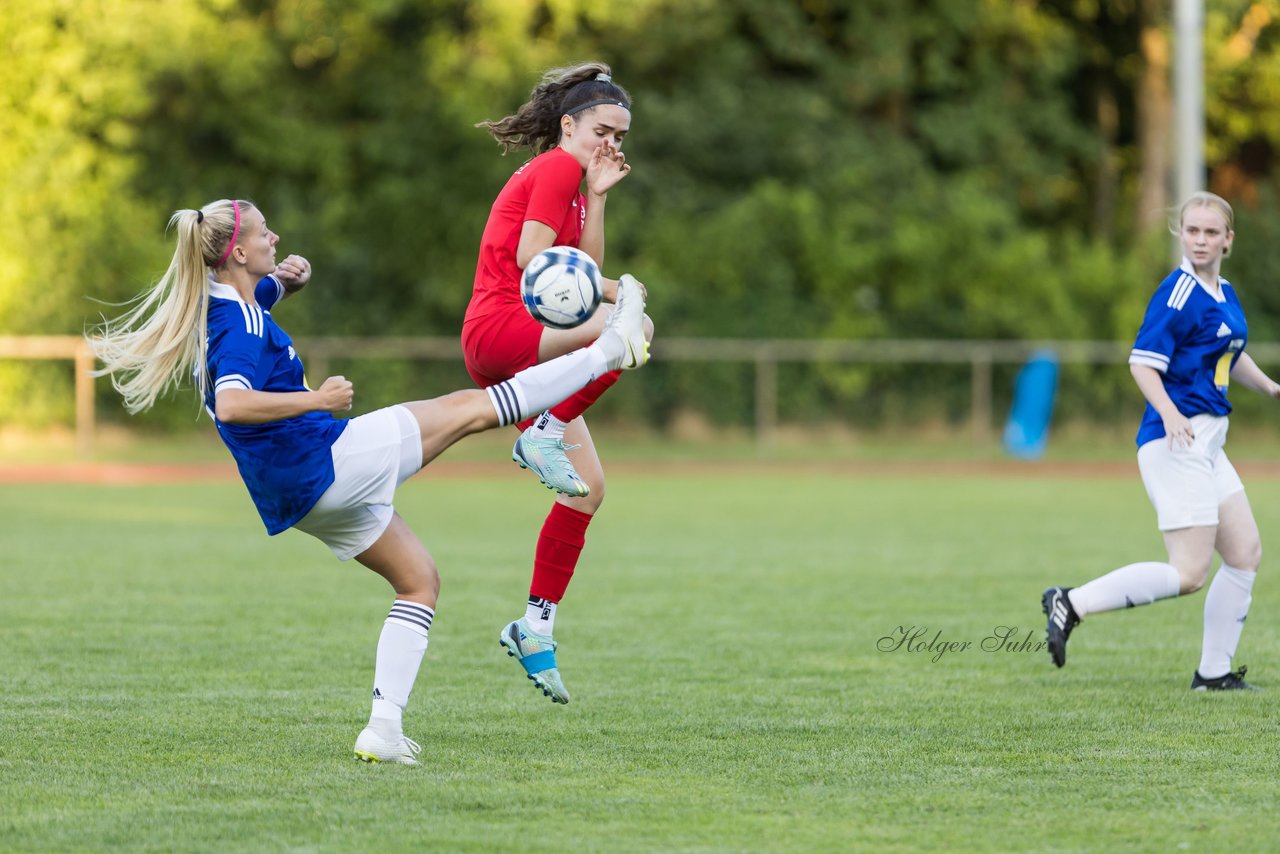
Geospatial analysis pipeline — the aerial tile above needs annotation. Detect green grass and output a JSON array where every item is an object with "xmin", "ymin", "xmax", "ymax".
[
  {"xmin": 2, "ymin": 469, "xmax": 1279, "ymax": 851},
  {"xmin": 6, "ymin": 412, "xmax": 1280, "ymax": 466}
]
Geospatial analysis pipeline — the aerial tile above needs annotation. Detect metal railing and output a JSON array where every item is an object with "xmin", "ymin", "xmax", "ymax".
[{"xmin": 8, "ymin": 335, "xmax": 1280, "ymax": 456}]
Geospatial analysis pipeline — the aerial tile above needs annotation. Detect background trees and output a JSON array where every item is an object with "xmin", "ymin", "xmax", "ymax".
[{"xmin": 5, "ymin": 0, "xmax": 1280, "ymax": 430}]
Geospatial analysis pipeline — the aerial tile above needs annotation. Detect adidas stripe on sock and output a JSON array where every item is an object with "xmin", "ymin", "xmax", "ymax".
[{"xmin": 387, "ymin": 600, "xmax": 434, "ymax": 635}]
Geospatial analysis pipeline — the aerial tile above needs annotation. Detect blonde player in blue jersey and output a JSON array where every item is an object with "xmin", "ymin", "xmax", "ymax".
[
  {"xmin": 88, "ymin": 198, "xmax": 650, "ymax": 763},
  {"xmin": 1043, "ymin": 192, "xmax": 1279, "ymax": 690}
]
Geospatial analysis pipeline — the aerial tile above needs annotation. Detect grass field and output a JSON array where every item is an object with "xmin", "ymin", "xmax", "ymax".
[{"xmin": 2, "ymin": 464, "xmax": 1279, "ymax": 852}]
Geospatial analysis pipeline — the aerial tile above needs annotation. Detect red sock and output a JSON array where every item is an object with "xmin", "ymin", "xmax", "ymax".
[{"xmin": 530, "ymin": 503, "xmax": 594, "ymax": 602}]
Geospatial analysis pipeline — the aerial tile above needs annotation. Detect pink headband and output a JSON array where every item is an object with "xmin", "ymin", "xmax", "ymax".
[{"xmin": 214, "ymin": 201, "xmax": 241, "ymax": 268}]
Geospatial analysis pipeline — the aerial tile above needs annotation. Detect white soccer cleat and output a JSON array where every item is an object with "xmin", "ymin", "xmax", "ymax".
[
  {"xmin": 603, "ymin": 274, "xmax": 650, "ymax": 371},
  {"xmin": 353, "ymin": 726, "xmax": 422, "ymax": 765}
]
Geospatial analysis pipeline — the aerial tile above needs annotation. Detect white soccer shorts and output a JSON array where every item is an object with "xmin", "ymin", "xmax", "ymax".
[
  {"xmin": 293, "ymin": 404, "xmax": 423, "ymax": 560},
  {"xmin": 1137, "ymin": 413, "xmax": 1244, "ymax": 531}
]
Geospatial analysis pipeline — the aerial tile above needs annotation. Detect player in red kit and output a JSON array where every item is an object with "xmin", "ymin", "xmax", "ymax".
[{"xmin": 464, "ymin": 62, "xmax": 654, "ymax": 704}]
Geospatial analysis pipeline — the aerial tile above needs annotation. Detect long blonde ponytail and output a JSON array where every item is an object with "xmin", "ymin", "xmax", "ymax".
[{"xmin": 88, "ymin": 200, "xmax": 241, "ymax": 414}]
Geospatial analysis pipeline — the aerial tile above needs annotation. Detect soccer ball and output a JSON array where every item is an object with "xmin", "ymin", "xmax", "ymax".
[{"xmin": 522, "ymin": 246, "xmax": 603, "ymax": 329}]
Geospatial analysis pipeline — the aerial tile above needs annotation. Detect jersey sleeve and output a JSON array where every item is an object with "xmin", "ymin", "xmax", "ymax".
[
  {"xmin": 1129, "ymin": 289, "xmax": 1185, "ymax": 373},
  {"xmin": 254, "ymin": 274, "xmax": 285, "ymax": 310},
  {"xmin": 524, "ymin": 154, "xmax": 583, "ymax": 231},
  {"xmin": 209, "ymin": 310, "xmax": 269, "ymax": 396}
]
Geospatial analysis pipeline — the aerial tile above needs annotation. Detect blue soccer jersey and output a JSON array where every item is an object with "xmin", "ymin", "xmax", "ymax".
[
  {"xmin": 204, "ymin": 275, "xmax": 348, "ymax": 534},
  {"xmin": 1128, "ymin": 259, "xmax": 1248, "ymax": 447}
]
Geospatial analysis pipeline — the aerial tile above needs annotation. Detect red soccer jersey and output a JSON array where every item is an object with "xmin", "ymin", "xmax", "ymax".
[{"xmin": 466, "ymin": 147, "xmax": 587, "ymax": 321}]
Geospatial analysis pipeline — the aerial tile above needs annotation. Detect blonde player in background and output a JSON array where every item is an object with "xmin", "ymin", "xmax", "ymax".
[{"xmin": 1043, "ymin": 192, "xmax": 1276, "ymax": 691}]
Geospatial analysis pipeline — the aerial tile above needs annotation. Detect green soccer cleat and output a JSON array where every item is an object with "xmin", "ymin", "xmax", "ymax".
[
  {"xmin": 499, "ymin": 618, "xmax": 570, "ymax": 704},
  {"xmin": 512, "ymin": 431, "xmax": 590, "ymax": 498}
]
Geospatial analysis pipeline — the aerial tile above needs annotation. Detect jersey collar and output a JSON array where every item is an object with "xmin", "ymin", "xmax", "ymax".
[
  {"xmin": 1178, "ymin": 257, "xmax": 1228, "ymax": 302},
  {"xmin": 207, "ymin": 273, "xmax": 246, "ymax": 303},
  {"xmin": 208, "ymin": 272, "xmax": 283, "ymax": 305}
]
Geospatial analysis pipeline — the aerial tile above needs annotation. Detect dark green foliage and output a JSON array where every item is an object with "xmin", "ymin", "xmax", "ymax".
[{"xmin": 7, "ymin": 1, "xmax": 1280, "ymax": 431}]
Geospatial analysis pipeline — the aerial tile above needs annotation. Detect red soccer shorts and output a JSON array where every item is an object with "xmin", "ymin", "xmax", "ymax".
[{"xmin": 462, "ymin": 309, "xmax": 544, "ymax": 388}]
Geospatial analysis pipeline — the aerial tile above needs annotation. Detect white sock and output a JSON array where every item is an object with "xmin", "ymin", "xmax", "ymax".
[
  {"xmin": 524, "ymin": 596, "xmax": 557, "ymax": 636},
  {"xmin": 486, "ymin": 344, "xmax": 611, "ymax": 427},
  {"xmin": 369, "ymin": 600, "xmax": 434, "ymax": 727},
  {"xmin": 1199, "ymin": 563, "xmax": 1255, "ymax": 678},
  {"xmin": 527, "ymin": 412, "xmax": 568, "ymax": 441},
  {"xmin": 1067, "ymin": 562, "xmax": 1181, "ymax": 617}
]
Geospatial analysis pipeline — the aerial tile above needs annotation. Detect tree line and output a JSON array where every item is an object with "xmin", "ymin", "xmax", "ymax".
[{"xmin": 5, "ymin": 0, "xmax": 1280, "ymax": 430}]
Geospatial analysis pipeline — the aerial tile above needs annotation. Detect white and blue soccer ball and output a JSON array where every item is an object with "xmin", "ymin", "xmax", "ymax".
[{"xmin": 522, "ymin": 246, "xmax": 603, "ymax": 330}]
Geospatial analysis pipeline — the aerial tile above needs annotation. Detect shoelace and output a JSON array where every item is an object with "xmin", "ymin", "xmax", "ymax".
[{"xmin": 401, "ymin": 736, "xmax": 422, "ymax": 758}]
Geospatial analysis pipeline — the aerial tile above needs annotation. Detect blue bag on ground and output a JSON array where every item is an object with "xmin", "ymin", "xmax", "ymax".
[{"xmin": 1004, "ymin": 350, "xmax": 1058, "ymax": 459}]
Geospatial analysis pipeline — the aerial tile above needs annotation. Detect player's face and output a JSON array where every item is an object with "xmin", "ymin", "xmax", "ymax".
[
  {"xmin": 1180, "ymin": 206, "xmax": 1233, "ymax": 270},
  {"xmin": 560, "ymin": 104, "xmax": 631, "ymax": 168},
  {"xmin": 237, "ymin": 207, "xmax": 280, "ymax": 277}
]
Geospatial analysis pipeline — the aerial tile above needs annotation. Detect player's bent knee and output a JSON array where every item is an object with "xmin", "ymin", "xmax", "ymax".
[
  {"xmin": 407, "ymin": 556, "xmax": 441, "ymax": 601},
  {"xmin": 578, "ymin": 481, "xmax": 606, "ymax": 513},
  {"xmin": 426, "ymin": 565, "xmax": 441, "ymax": 600},
  {"xmin": 1178, "ymin": 561, "xmax": 1213, "ymax": 594},
  {"xmin": 1230, "ymin": 540, "xmax": 1262, "ymax": 573}
]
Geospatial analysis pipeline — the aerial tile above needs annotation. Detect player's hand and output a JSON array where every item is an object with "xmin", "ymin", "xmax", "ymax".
[
  {"xmin": 274, "ymin": 255, "xmax": 312, "ymax": 292},
  {"xmin": 316, "ymin": 375, "xmax": 354, "ymax": 412},
  {"xmin": 1163, "ymin": 411, "xmax": 1194, "ymax": 449},
  {"xmin": 586, "ymin": 140, "xmax": 630, "ymax": 196}
]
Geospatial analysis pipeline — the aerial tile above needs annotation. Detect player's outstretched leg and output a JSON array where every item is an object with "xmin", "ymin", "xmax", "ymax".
[
  {"xmin": 1042, "ymin": 586, "xmax": 1080, "ymax": 668},
  {"xmin": 499, "ymin": 618, "xmax": 570, "ymax": 704}
]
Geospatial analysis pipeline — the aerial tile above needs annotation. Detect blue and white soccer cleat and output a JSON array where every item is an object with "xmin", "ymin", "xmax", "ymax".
[
  {"xmin": 512, "ymin": 431, "xmax": 590, "ymax": 498},
  {"xmin": 499, "ymin": 618, "xmax": 570, "ymax": 704},
  {"xmin": 353, "ymin": 726, "xmax": 422, "ymax": 765}
]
